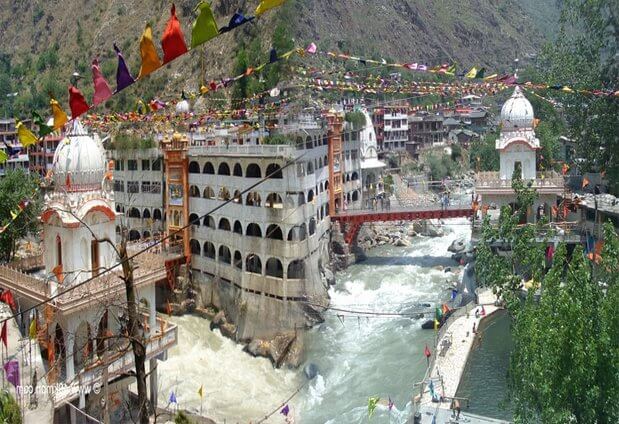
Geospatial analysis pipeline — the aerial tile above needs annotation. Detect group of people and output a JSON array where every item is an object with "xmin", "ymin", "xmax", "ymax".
[{"xmin": 365, "ymin": 195, "xmax": 391, "ymax": 211}]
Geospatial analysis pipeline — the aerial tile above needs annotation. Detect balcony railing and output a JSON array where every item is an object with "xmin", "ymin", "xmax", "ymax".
[{"xmin": 475, "ymin": 171, "xmax": 564, "ymax": 190}]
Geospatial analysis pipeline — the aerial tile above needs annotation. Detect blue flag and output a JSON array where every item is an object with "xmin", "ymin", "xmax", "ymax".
[{"xmin": 169, "ymin": 391, "xmax": 177, "ymax": 404}]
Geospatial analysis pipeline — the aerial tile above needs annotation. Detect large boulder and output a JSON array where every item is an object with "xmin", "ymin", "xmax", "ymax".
[{"xmin": 448, "ymin": 238, "xmax": 467, "ymax": 253}]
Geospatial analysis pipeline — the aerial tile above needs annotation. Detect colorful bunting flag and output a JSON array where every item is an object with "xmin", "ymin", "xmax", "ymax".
[
  {"xmin": 138, "ymin": 24, "xmax": 162, "ymax": 79},
  {"xmin": 465, "ymin": 67, "xmax": 478, "ymax": 79},
  {"xmin": 169, "ymin": 391, "xmax": 177, "ymax": 404},
  {"xmin": 219, "ymin": 12, "xmax": 254, "ymax": 34},
  {"xmin": 91, "ymin": 58, "xmax": 113, "ymax": 105},
  {"xmin": 368, "ymin": 396, "xmax": 380, "ymax": 418},
  {"xmin": 52, "ymin": 264, "xmax": 64, "ymax": 284},
  {"xmin": 256, "ymin": 0, "xmax": 286, "ymax": 16},
  {"xmin": 29, "ymin": 317, "xmax": 37, "ymax": 340},
  {"xmin": 191, "ymin": 2, "xmax": 219, "ymax": 48},
  {"xmin": 16, "ymin": 121, "xmax": 38, "ymax": 147},
  {"xmin": 32, "ymin": 111, "xmax": 53, "ymax": 137},
  {"xmin": 0, "ymin": 290, "xmax": 16, "ymax": 311},
  {"xmin": 424, "ymin": 344, "xmax": 431, "ymax": 358},
  {"xmin": 114, "ymin": 43, "xmax": 135, "ymax": 92},
  {"xmin": 198, "ymin": 385, "xmax": 204, "ymax": 398},
  {"xmin": 0, "ymin": 150, "xmax": 7, "ymax": 165},
  {"xmin": 68, "ymin": 85, "xmax": 90, "ymax": 118},
  {"xmin": 50, "ymin": 98, "xmax": 68, "ymax": 130},
  {"xmin": 3, "ymin": 361, "xmax": 19, "ymax": 388},
  {"xmin": 388, "ymin": 397, "xmax": 395, "ymax": 411},
  {"xmin": 475, "ymin": 67, "xmax": 486, "ymax": 79},
  {"xmin": 280, "ymin": 404, "xmax": 290, "ymax": 416},
  {"xmin": 0, "ymin": 322, "xmax": 6, "ymax": 348},
  {"xmin": 162, "ymin": 4, "xmax": 188, "ymax": 64},
  {"xmin": 306, "ymin": 42, "xmax": 317, "ymax": 54}
]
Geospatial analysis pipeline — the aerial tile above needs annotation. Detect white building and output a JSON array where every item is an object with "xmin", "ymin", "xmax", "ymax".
[
  {"xmin": 357, "ymin": 108, "xmax": 386, "ymax": 197},
  {"xmin": 475, "ymin": 87, "xmax": 564, "ymax": 222}
]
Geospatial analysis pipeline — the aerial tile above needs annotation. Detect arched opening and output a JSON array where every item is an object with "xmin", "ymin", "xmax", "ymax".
[
  {"xmin": 309, "ymin": 218, "xmax": 316, "ymax": 235},
  {"xmin": 143, "ymin": 230, "xmax": 151, "ymax": 239},
  {"xmin": 115, "ymin": 205, "xmax": 121, "ymax": 213},
  {"xmin": 318, "ymin": 157, "xmax": 323, "ymax": 168},
  {"xmin": 56, "ymin": 235, "xmax": 62, "ymax": 267},
  {"xmin": 233, "ymin": 251, "xmax": 242, "ymax": 269},
  {"xmin": 297, "ymin": 192, "xmax": 306, "ymax": 206},
  {"xmin": 203, "ymin": 242, "xmax": 216, "ymax": 259},
  {"xmin": 219, "ymin": 187, "xmax": 231, "ymax": 201},
  {"xmin": 218, "ymin": 162, "xmax": 231, "ymax": 175},
  {"xmin": 142, "ymin": 209, "xmax": 151, "ymax": 219},
  {"xmin": 218, "ymin": 245, "xmax": 231, "ymax": 264},
  {"xmin": 218, "ymin": 218, "xmax": 231, "ymax": 231},
  {"xmin": 233, "ymin": 163, "xmax": 243, "ymax": 177},
  {"xmin": 308, "ymin": 190, "xmax": 315, "ymax": 203},
  {"xmin": 287, "ymin": 224, "xmax": 307, "ymax": 241},
  {"xmin": 153, "ymin": 209, "xmax": 162, "ymax": 221},
  {"xmin": 266, "ymin": 258, "xmax": 284, "ymax": 278},
  {"xmin": 115, "ymin": 226, "xmax": 121, "ymax": 235},
  {"xmin": 266, "ymin": 224, "xmax": 283, "ymax": 240},
  {"xmin": 54, "ymin": 323, "xmax": 66, "ymax": 378},
  {"xmin": 246, "ymin": 223, "xmax": 262, "ymax": 237},
  {"xmin": 203, "ymin": 186, "xmax": 216, "ymax": 199},
  {"xmin": 203, "ymin": 162, "xmax": 215, "ymax": 174},
  {"xmin": 346, "ymin": 174, "xmax": 350, "ymax": 182},
  {"xmin": 190, "ymin": 239, "xmax": 201, "ymax": 255},
  {"xmin": 246, "ymin": 192, "xmax": 261, "ymax": 206},
  {"xmin": 287, "ymin": 260, "xmax": 305, "ymax": 279},
  {"xmin": 246, "ymin": 163, "xmax": 262, "ymax": 178},
  {"xmin": 74, "ymin": 321, "xmax": 93, "ymax": 370},
  {"xmin": 307, "ymin": 161, "xmax": 314, "ymax": 174},
  {"xmin": 128, "ymin": 208, "xmax": 141, "ymax": 218},
  {"xmin": 233, "ymin": 190, "xmax": 242, "ymax": 204},
  {"xmin": 325, "ymin": 180, "xmax": 329, "ymax": 191},
  {"xmin": 352, "ymin": 190, "xmax": 359, "ymax": 201},
  {"xmin": 189, "ymin": 213, "xmax": 200, "ymax": 226},
  {"xmin": 351, "ymin": 171, "xmax": 359, "ymax": 181},
  {"xmin": 203, "ymin": 215, "xmax": 216, "ymax": 228},
  {"xmin": 266, "ymin": 163, "xmax": 283, "ymax": 178},
  {"xmin": 246, "ymin": 254, "xmax": 262, "ymax": 274},
  {"xmin": 189, "ymin": 161, "xmax": 200, "ymax": 173},
  {"xmin": 96, "ymin": 310, "xmax": 108, "ymax": 358},
  {"xmin": 266, "ymin": 193, "xmax": 283, "ymax": 208},
  {"xmin": 346, "ymin": 192, "xmax": 351, "ymax": 203},
  {"xmin": 129, "ymin": 230, "xmax": 140, "ymax": 241},
  {"xmin": 305, "ymin": 136, "xmax": 313, "ymax": 149},
  {"xmin": 189, "ymin": 185, "xmax": 200, "ymax": 198},
  {"xmin": 233, "ymin": 220, "xmax": 243, "ymax": 234}
]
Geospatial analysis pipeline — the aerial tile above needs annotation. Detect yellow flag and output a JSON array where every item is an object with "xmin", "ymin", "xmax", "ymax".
[
  {"xmin": 138, "ymin": 23, "xmax": 162, "ymax": 79},
  {"xmin": 198, "ymin": 385, "xmax": 204, "ymax": 398},
  {"xmin": 255, "ymin": 0, "xmax": 286, "ymax": 16},
  {"xmin": 483, "ymin": 73, "xmax": 498, "ymax": 81},
  {"xmin": 434, "ymin": 319, "xmax": 439, "ymax": 331},
  {"xmin": 29, "ymin": 318, "xmax": 37, "ymax": 340},
  {"xmin": 16, "ymin": 121, "xmax": 39, "ymax": 147},
  {"xmin": 465, "ymin": 67, "xmax": 478, "ymax": 79},
  {"xmin": 10, "ymin": 210, "xmax": 18, "ymax": 220},
  {"xmin": 0, "ymin": 150, "xmax": 7, "ymax": 164},
  {"xmin": 50, "ymin": 98, "xmax": 68, "ymax": 130}
]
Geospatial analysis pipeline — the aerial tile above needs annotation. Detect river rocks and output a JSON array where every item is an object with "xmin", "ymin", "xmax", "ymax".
[
  {"xmin": 448, "ymin": 238, "xmax": 467, "ymax": 253},
  {"xmin": 304, "ymin": 363, "xmax": 319, "ymax": 380},
  {"xmin": 394, "ymin": 238, "xmax": 410, "ymax": 247},
  {"xmin": 243, "ymin": 332, "xmax": 302, "ymax": 368}
]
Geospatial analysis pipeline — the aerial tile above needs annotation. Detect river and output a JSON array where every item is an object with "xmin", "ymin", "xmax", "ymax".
[{"xmin": 157, "ymin": 218, "xmax": 472, "ymax": 423}]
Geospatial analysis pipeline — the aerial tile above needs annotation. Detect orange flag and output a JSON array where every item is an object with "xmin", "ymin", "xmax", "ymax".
[
  {"xmin": 52, "ymin": 264, "xmax": 64, "ymax": 283},
  {"xmin": 161, "ymin": 4, "xmax": 188, "ymax": 63},
  {"xmin": 138, "ymin": 23, "xmax": 162, "ymax": 78}
]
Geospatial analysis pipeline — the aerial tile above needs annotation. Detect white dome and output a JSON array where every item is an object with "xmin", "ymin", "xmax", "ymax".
[
  {"xmin": 52, "ymin": 121, "xmax": 106, "ymax": 190},
  {"xmin": 175, "ymin": 99, "xmax": 191, "ymax": 114},
  {"xmin": 500, "ymin": 87, "xmax": 534, "ymax": 129}
]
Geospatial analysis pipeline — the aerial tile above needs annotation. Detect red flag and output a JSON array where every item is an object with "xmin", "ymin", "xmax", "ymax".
[
  {"xmin": 0, "ymin": 290, "xmax": 16, "ymax": 311},
  {"xmin": 69, "ymin": 85, "xmax": 90, "ymax": 118},
  {"xmin": 1, "ymin": 322, "xmax": 7, "ymax": 348},
  {"xmin": 424, "ymin": 344, "xmax": 431, "ymax": 358},
  {"xmin": 161, "ymin": 4, "xmax": 188, "ymax": 64},
  {"xmin": 91, "ymin": 58, "xmax": 113, "ymax": 106}
]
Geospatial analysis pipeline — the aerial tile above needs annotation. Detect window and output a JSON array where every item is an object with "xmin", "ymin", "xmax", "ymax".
[
  {"xmin": 128, "ymin": 181, "xmax": 139, "ymax": 193},
  {"xmin": 114, "ymin": 160, "xmax": 122, "ymax": 171},
  {"xmin": 152, "ymin": 158, "xmax": 161, "ymax": 171},
  {"xmin": 91, "ymin": 240, "xmax": 100, "ymax": 277},
  {"xmin": 128, "ymin": 160, "xmax": 138, "ymax": 171},
  {"xmin": 151, "ymin": 182, "xmax": 161, "ymax": 194},
  {"xmin": 142, "ymin": 159, "xmax": 150, "ymax": 171},
  {"xmin": 141, "ymin": 181, "xmax": 151, "ymax": 193}
]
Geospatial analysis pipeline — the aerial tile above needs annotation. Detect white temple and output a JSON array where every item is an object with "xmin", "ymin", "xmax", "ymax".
[
  {"xmin": 358, "ymin": 108, "xmax": 386, "ymax": 197},
  {"xmin": 475, "ymin": 87, "xmax": 564, "ymax": 222}
]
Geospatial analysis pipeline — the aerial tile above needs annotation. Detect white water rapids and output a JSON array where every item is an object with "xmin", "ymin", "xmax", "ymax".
[{"xmin": 157, "ymin": 218, "xmax": 471, "ymax": 423}]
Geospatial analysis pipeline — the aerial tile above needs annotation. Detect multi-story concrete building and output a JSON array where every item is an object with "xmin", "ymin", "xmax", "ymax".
[
  {"xmin": 406, "ymin": 112, "xmax": 445, "ymax": 159},
  {"xmin": 372, "ymin": 104, "xmax": 409, "ymax": 152},
  {"xmin": 109, "ymin": 112, "xmax": 365, "ymax": 350}
]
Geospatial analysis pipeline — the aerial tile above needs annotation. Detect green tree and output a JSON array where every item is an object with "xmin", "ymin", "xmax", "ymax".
[
  {"xmin": 0, "ymin": 390, "xmax": 21, "ymax": 423},
  {"xmin": 469, "ymin": 130, "xmax": 499, "ymax": 172},
  {"xmin": 0, "ymin": 170, "xmax": 41, "ymax": 263}
]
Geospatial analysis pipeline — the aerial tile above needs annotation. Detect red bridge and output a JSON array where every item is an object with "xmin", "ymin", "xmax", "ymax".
[{"xmin": 331, "ymin": 206, "xmax": 474, "ymax": 244}]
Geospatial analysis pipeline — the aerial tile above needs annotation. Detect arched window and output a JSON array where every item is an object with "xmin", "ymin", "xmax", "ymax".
[
  {"xmin": 129, "ymin": 230, "xmax": 141, "ymax": 241},
  {"xmin": 287, "ymin": 224, "xmax": 307, "ymax": 241},
  {"xmin": 128, "ymin": 208, "xmax": 141, "ymax": 218},
  {"xmin": 142, "ymin": 209, "xmax": 151, "ymax": 219},
  {"xmin": 115, "ymin": 205, "xmax": 121, "ymax": 213},
  {"xmin": 218, "ymin": 245, "xmax": 231, "ymax": 264},
  {"xmin": 203, "ymin": 215, "xmax": 216, "ymax": 228},
  {"xmin": 115, "ymin": 226, "xmax": 121, "ymax": 234},
  {"xmin": 189, "ymin": 185, "xmax": 200, "ymax": 197},
  {"xmin": 308, "ymin": 190, "xmax": 315, "ymax": 203},
  {"xmin": 203, "ymin": 162, "xmax": 215, "ymax": 174},
  {"xmin": 297, "ymin": 192, "xmax": 306, "ymax": 206},
  {"xmin": 219, "ymin": 187, "xmax": 231, "ymax": 201},
  {"xmin": 218, "ymin": 163, "xmax": 230, "ymax": 175},
  {"xmin": 352, "ymin": 190, "xmax": 359, "ymax": 201},
  {"xmin": 233, "ymin": 163, "xmax": 243, "ymax": 176},
  {"xmin": 320, "ymin": 206, "xmax": 325, "ymax": 220},
  {"xmin": 246, "ymin": 192, "xmax": 261, "ymax": 206},
  {"xmin": 287, "ymin": 260, "xmax": 305, "ymax": 279},
  {"xmin": 233, "ymin": 251, "xmax": 242, "ymax": 269},
  {"xmin": 307, "ymin": 161, "xmax": 314, "ymax": 174},
  {"xmin": 189, "ymin": 161, "xmax": 200, "ymax": 173},
  {"xmin": 351, "ymin": 171, "xmax": 359, "ymax": 181},
  {"xmin": 203, "ymin": 186, "xmax": 215, "ymax": 199},
  {"xmin": 266, "ymin": 193, "xmax": 283, "ymax": 208},
  {"xmin": 55, "ymin": 235, "xmax": 63, "ymax": 266},
  {"xmin": 190, "ymin": 239, "xmax": 201, "ymax": 255},
  {"xmin": 233, "ymin": 220, "xmax": 243, "ymax": 234},
  {"xmin": 318, "ymin": 158, "xmax": 323, "ymax": 168},
  {"xmin": 246, "ymin": 163, "xmax": 262, "ymax": 178},
  {"xmin": 142, "ymin": 230, "xmax": 151, "ymax": 239},
  {"xmin": 246, "ymin": 223, "xmax": 262, "ymax": 237},
  {"xmin": 203, "ymin": 242, "xmax": 216, "ymax": 259},
  {"xmin": 266, "ymin": 163, "xmax": 283, "ymax": 178},
  {"xmin": 218, "ymin": 218, "xmax": 231, "ymax": 231},
  {"xmin": 309, "ymin": 218, "xmax": 316, "ymax": 235},
  {"xmin": 266, "ymin": 224, "xmax": 283, "ymax": 240},
  {"xmin": 189, "ymin": 213, "xmax": 200, "ymax": 226},
  {"xmin": 153, "ymin": 209, "xmax": 162, "ymax": 221},
  {"xmin": 246, "ymin": 254, "xmax": 262, "ymax": 274},
  {"xmin": 233, "ymin": 190, "xmax": 242, "ymax": 204},
  {"xmin": 324, "ymin": 180, "xmax": 329, "ymax": 191},
  {"xmin": 305, "ymin": 136, "xmax": 313, "ymax": 149},
  {"xmin": 265, "ymin": 258, "xmax": 283, "ymax": 278}
]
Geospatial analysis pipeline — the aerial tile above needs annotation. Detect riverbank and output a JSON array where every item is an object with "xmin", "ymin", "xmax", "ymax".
[{"xmin": 415, "ymin": 289, "xmax": 505, "ymax": 423}]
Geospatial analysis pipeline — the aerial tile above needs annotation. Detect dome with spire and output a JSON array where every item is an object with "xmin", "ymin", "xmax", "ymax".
[
  {"xmin": 500, "ymin": 86, "xmax": 534, "ymax": 130},
  {"xmin": 52, "ymin": 120, "xmax": 106, "ymax": 190}
]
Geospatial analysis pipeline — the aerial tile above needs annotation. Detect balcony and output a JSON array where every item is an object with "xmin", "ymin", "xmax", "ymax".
[{"xmin": 475, "ymin": 171, "xmax": 564, "ymax": 195}]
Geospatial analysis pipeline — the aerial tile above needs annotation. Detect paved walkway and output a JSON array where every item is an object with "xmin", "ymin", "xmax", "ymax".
[{"xmin": 415, "ymin": 290, "xmax": 506, "ymax": 423}]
